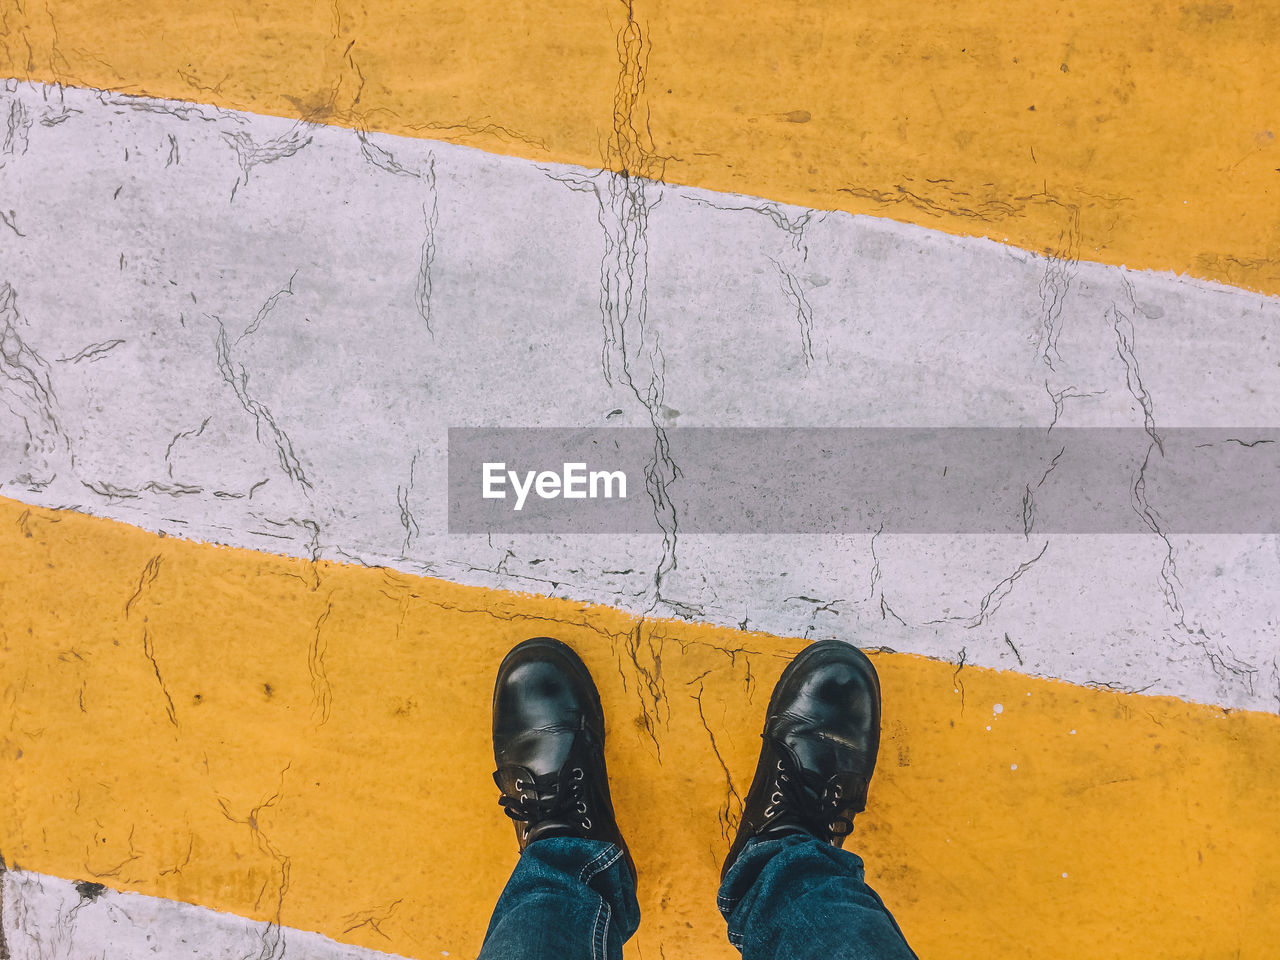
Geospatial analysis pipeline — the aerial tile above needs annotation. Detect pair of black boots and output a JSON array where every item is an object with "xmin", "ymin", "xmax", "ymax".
[{"xmin": 492, "ymin": 637, "xmax": 881, "ymax": 881}]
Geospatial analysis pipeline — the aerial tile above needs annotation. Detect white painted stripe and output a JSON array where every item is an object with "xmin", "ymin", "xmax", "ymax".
[
  {"xmin": 1, "ymin": 79, "xmax": 1278, "ymax": 713},
  {"xmin": 0, "ymin": 865, "xmax": 415, "ymax": 960}
]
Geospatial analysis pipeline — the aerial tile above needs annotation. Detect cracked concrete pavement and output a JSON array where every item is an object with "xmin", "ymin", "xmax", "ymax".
[{"xmin": 1, "ymin": 81, "xmax": 1277, "ymax": 715}]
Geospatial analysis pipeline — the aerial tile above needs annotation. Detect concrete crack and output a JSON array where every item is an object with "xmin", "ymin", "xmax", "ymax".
[
  {"xmin": 693, "ymin": 198, "xmax": 824, "ymax": 365},
  {"xmin": 930, "ymin": 542, "xmax": 1050, "ymax": 629},
  {"xmin": 81, "ymin": 478, "xmax": 139, "ymax": 500},
  {"xmin": 1129, "ymin": 441, "xmax": 1255, "ymax": 692},
  {"xmin": 1108, "ymin": 286, "xmax": 1214, "ymax": 665},
  {"xmin": 342, "ymin": 898, "xmax": 403, "ymax": 941},
  {"xmin": 37, "ymin": 83, "xmax": 81, "ymax": 128},
  {"xmin": 1223, "ymin": 437, "xmax": 1275, "ymax": 448},
  {"xmin": 1, "ymin": 282, "xmax": 67, "ymax": 486},
  {"xmin": 2, "ymin": 867, "xmax": 35, "ymax": 956},
  {"xmin": 1084, "ymin": 678, "xmax": 1161, "ymax": 695},
  {"xmin": 55, "ymin": 339, "xmax": 125, "ymax": 364},
  {"xmin": 215, "ymin": 320, "xmax": 313, "ymax": 491},
  {"xmin": 355, "ymin": 127, "xmax": 421, "ymax": 178},
  {"xmin": 0, "ymin": 848, "xmax": 9, "ymax": 960},
  {"xmin": 1111, "ymin": 287, "xmax": 1162, "ymax": 454},
  {"xmin": 783, "ymin": 594, "xmax": 846, "ymax": 639},
  {"xmin": 84, "ymin": 825, "xmax": 141, "ymax": 880},
  {"xmin": 1109, "ymin": 308, "xmax": 1253, "ymax": 693},
  {"xmin": 3, "ymin": 95, "xmax": 31, "ymax": 157},
  {"xmin": 545, "ymin": 5, "xmax": 679, "ymax": 604},
  {"xmin": 690, "ymin": 198, "xmax": 817, "ymax": 260},
  {"xmin": 952, "ymin": 646, "xmax": 967, "ymax": 712},
  {"xmin": 880, "ymin": 595, "xmax": 907, "ymax": 625},
  {"xmin": 216, "ymin": 765, "xmax": 293, "ymax": 960},
  {"xmin": 238, "ymin": 270, "xmax": 298, "ymax": 343},
  {"xmin": 688, "ymin": 672, "xmax": 742, "ymax": 841},
  {"xmin": 400, "ymin": 117, "xmax": 548, "ymax": 151},
  {"xmin": 316, "ymin": 0, "xmax": 367, "ymax": 122},
  {"xmin": 158, "ymin": 833, "xmax": 195, "ymax": 878},
  {"xmin": 838, "ymin": 179, "xmax": 1122, "ymax": 227},
  {"xmin": 415, "ymin": 155, "xmax": 439, "ymax": 335},
  {"xmin": 1132, "ymin": 439, "xmax": 1182, "ymax": 625},
  {"xmin": 396, "ymin": 448, "xmax": 422, "ymax": 556},
  {"xmin": 308, "ymin": 602, "xmax": 334, "ymax": 726},
  {"xmin": 840, "ymin": 179, "xmax": 1023, "ymax": 222},
  {"xmin": 83, "ymin": 478, "xmax": 207, "ymax": 499},
  {"xmin": 142, "ymin": 624, "xmax": 179, "ymax": 730},
  {"xmin": 223, "ymin": 123, "xmax": 315, "ymax": 202},
  {"xmin": 1022, "ymin": 444, "xmax": 1065, "ymax": 537},
  {"xmin": 866, "ymin": 523, "xmax": 884, "ymax": 601},
  {"xmin": 164, "ymin": 416, "xmax": 212, "ymax": 478},
  {"xmin": 1045, "ymin": 379, "xmax": 1105, "ymax": 431},
  {"xmin": 0, "ymin": 209, "xmax": 22, "ymax": 237},
  {"xmin": 771, "ymin": 257, "xmax": 817, "ymax": 366},
  {"xmin": 661, "ymin": 596, "xmax": 705, "ymax": 619},
  {"xmin": 251, "ymin": 516, "xmax": 322, "ymax": 589},
  {"xmin": 98, "ymin": 90, "xmax": 245, "ymax": 125},
  {"xmin": 1167, "ymin": 628, "xmax": 1259, "ymax": 695},
  {"xmin": 672, "ymin": 635, "xmax": 768, "ymax": 702},
  {"xmin": 1003, "ymin": 633, "xmax": 1024, "ymax": 666},
  {"xmin": 351, "ymin": 129, "xmax": 439, "ymax": 332},
  {"xmin": 124, "ymin": 554, "xmax": 163, "ymax": 619},
  {"xmin": 1037, "ymin": 208, "xmax": 1080, "ymax": 370},
  {"xmin": 617, "ymin": 619, "xmax": 669, "ymax": 759}
]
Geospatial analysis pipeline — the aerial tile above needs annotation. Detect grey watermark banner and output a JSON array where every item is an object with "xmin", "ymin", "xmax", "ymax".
[{"xmin": 447, "ymin": 427, "xmax": 1280, "ymax": 534}]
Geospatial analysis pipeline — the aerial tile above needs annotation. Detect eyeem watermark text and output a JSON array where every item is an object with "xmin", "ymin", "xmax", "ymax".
[
  {"xmin": 451, "ymin": 427, "xmax": 1280, "ymax": 533},
  {"xmin": 482, "ymin": 462, "xmax": 628, "ymax": 511}
]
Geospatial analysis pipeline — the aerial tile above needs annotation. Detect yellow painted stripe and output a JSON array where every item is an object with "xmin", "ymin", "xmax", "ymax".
[
  {"xmin": 2, "ymin": 497, "xmax": 1278, "ymax": 957},
  {"xmin": 4, "ymin": 2, "xmax": 1279, "ymax": 295}
]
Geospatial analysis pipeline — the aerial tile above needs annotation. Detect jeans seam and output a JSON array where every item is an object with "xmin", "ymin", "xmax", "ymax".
[
  {"xmin": 581, "ymin": 846, "xmax": 624, "ymax": 884},
  {"xmin": 594, "ymin": 895, "xmax": 613, "ymax": 960},
  {"xmin": 576, "ymin": 844, "xmax": 619, "ymax": 884},
  {"xmin": 582, "ymin": 846, "xmax": 623, "ymax": 960}
]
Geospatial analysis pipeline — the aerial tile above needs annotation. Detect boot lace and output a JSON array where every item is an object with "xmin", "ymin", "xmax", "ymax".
[
  {"xmin": 761, "ymin": 750, "xmax": 855, "ymax": 842},
  {"xmin": 494, "ymin": 764, "xmax": 592, "ymax": 837}
]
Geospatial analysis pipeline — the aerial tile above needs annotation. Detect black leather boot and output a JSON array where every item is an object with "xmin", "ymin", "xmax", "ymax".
[
  {"xmin": 722, "ymin": 639, "xmax": 882, "ymax": 880},
  {"xmin": 492, "ymin": 637, "xmax": 635, "ymax": 880}
]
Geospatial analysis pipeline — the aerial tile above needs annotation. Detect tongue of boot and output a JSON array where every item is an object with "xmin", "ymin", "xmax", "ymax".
[
  {"xmin": 754, "ymin": 817, "xmax": 815, "ymax": 842},
  {"xmin": 524, "ymin": 819, "xmax": 580, "ymax": 844}
]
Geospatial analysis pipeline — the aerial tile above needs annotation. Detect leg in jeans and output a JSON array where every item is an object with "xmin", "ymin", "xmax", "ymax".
[
  {"xmin": 717, "ymin": 834, "xmax": 916, "ymax": 960},
  {"xmin": 481, "ymin": 638, "xmax": 639, "ymax": 960},
  {"xmin": 720, "ymin": 640, "xmax": 916, "ymax": 959},
  {"xmin": 479, "ymin": 837, "xmax": 640, "ymax": 960}
]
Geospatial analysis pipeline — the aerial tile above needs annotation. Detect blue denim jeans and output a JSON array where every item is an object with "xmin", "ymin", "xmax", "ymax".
[{"xmin": 478, "ymin": 834, "xmax": 917, "ymax": 960}]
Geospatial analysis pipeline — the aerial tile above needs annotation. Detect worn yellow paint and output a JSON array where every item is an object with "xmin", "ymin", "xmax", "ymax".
[
  {"xmin": 3, "ymin": 1, "xmax": 1279, "ymax": 295},
  {"xmin": 2, "ymin": 497, "xmax": 1279, "ymax": 957}
]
